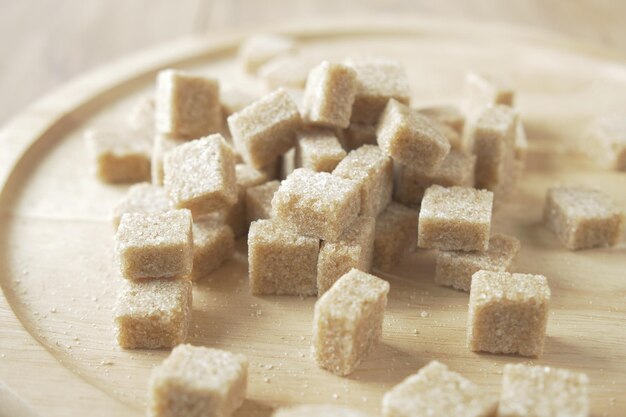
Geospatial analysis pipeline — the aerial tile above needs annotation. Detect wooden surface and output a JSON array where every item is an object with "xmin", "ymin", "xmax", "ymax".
[
  {"xmin": 2, "ymin": 1, "xmax": 626, "ymax": 125},
  {"xmin": 1, "ymin": 19, "xmax": 626, "ymax": 417}
]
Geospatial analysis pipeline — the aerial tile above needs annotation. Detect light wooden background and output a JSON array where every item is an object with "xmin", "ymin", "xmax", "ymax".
[{"xmin": 0, "ymin": 0, "xmax": 625, "ymax": 126}]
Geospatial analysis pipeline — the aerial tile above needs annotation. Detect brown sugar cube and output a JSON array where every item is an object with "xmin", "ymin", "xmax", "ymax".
[
  {"xmin": 155, "ymin": 70, "xmax": 221, "ymax": 138},
  {"xmin": 114, "ymin": 277, "xmax": 192, "ymax": 349},
  {"xmin": 112, "ymin": 183, "xmax": 171, "ymax": 229},
  {"xmin": 245, "ymin": 180, "xmax": 280, "ymax": 223},
  {"xmin": 418, "ymin": 104, "xmax": 465, "ymax": 135},
  {"xmin": 394, "ymin": 150, "xmax": 476, "ymax": 206},
  {"xmin": 377, "ymin": 99, "xmax": 451, "ymax": 173},
  {"xmin": 436, "ymin": 233, "xmax": 520, "ymax": 292},
  {"xmin": 273, "ymin": 405, "xmax": 371, "ymax": 417},
  {"xmin": 345, "ymin": 57, "xmax": 411, "ymax": 124},
  {"xmin": 317, "ymin": 216, "xmax": 375, "ymax": 294},
  {"xmin": 585, "ymin": 113, "xmax": 626, "ymax": 171},
  {"xmin": 418, "ymin": 185, "xmax": 493, "ymax": 251},
  {"xmin": 127, "ymin": 96, "xmax": 155, "ymax": 134},
  {"xmin": 382, "ymin": 360, "xmax": 497, "ymax": 417},
  {"xmin": 164, "ymin": 134, "xmax": 237, "ymax": 217},
  {"xmin": 498, "ymin": 364, "xmax": 589, "ymax": 417},
  {"xmin": 343, "ymin": 123, "xmax": 378, "ymax": 150},
  {"xmin": 115, "ymin": 209, "xmax": 193, "ymax": 280},
  {"xmin": 192, "ymin": 219, "xmax": 235, "ymax": 281},
  {"xmin": 239, "ymin": 34, "xmax": 295, "ymax": 74},
  {"xmin": 295, "ymin": 129, "xmax": 347, "ymax": 173},
  {"xmin": 272, "ymin": 168, "xmax": 361, "ymax": 241},
  {"xmin": 220, "ymin": 87, "xmax": 257, "ymax": 119},
  {"xmin": 84, "ymin": 128, "xmax": 151, "ymax": 183},
  {"xmin": 468, "ymin": 270, "xmax": 550, "ymax": 357},
  {"xmin": 463, "ymin": 72, "xmax": 515, "ymax": 118},
  {"xmin": 373, "ymin": 203, "xmax": 419, "ymax": 272},
  {"xmin": 228, "ymin": 88, "xmax": 301, "ymax": 169},
  {"xmin": 543, "ymin": 186, "xmax": 624, "ymax": 250},
  {"xmin": 149, "ymin": 344, "xmax": 247, "ymax": 417},
  {"xmin": 313, "ymin": 268, "xmax": 389, "ymax": 376},
  {"xmin": 333, "ymin": 145, "xmax": 393, "ymax": 216},
  {"xmin": 258, "ymin": 54, "xmax": 313, "ymax": 90},
  {"xmin": 302, "ymin": 61, "xmax": 357, "ymax": 129},
  {"xmin": 433, "ymin": 120, "xmax": 463, "ymax": 151},
  {"xmin": 151, "ymin": 133, "xmax": 186, "ymax": 185}
]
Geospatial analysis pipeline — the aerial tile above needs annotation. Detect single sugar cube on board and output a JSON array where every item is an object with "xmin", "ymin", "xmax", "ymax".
[
  {"xmin": 114, "ymin": 277, "xmax": 192, "ymax": 349},
  {"xmin": 312, "ymin": 268, "xmax": 389, "ymax": 376},
  {"xmin": 228, "ymin": 88, "xmax": 301, "ymax": 169},
  {"xmin": 112, "ymin": 183, "xmax": 171, "ymax": 229},
  {"xmin": 238, "ymin": 34, "xmax": 295, "ymax": 73},
  {"xmin": 155, "ymin": 70, "xmax": 222, "ymax": 138},
  {"xmin": 468, "ymin": 270, "xmax": 550, "ymax": 357},
  {"xmin": 149, "ymin": 344, "xmax": 248, "ymax": 417},
  {"xmin": 394, "ymin": 150, "xmax": 476, "ymax": 206},
  {"xmin": 295, "ymin": 129, "xmax": 347, "ymax": 173},
  {"xmin": 333, "ymin": 145, "xmax": 393, "ymax": 216},
  {"xmin": 342, "ymin": 123, "xmax": 377, "ymax": 150},
  {"xmin": 345, "ymin": 57, "xmax": 411, "ymax": 124},
  {"xmin": 418, "ymin": 185, "xmax": 493, "ymax": 252},
  {"xmin": 585, "ymin": 113, "xmax": 626, "ymax": 171},
  {"xmin": 258, "ymin": 54, "xmax": 313, "ymax": 90},
  {"xmin": 248, "ymin": 219, "xmax": 320, "ymax": 296},
  {"xmin": 115, "ymin": 210, "xmax": 193, "ymax": 280},
  {"xmin": 436, "ymin": 233, "xmax": 520, "ymax": 292},
  {"xmin": 377, "ymin": 99, "xmax": 451, "ymax": 173},
  {"xmin": 498, "ymin": 364, "xmax": 589, "ymax": 417},
  {"xmin": 84, "ymin": 128, "xmax": 151, "ymax": 184},
  {"xmin": 382, "ymin": 360, "xmax": 497, "ymax": 417},
  {"xmin": 417, "ymin": 104, "xmax": 465, "ymax": 135},
  {"xmin": 164, "ymin": 134, "xmax": 237, "ymax": 217},
  {"xmin": 543, "ymin": 186, "xmax": 624, "ymax": 250},
  {"xmin": 245, "ymin": 180, "xmax": 280, "ymax": 223},
  {"xmin": 192, "ymin": 218, "xmax": 235, "ymax": 281},
  {"xmin": 317, "ymin": 216, "xmax": 375, "ymax": 295},
  {"xmin": 127, "ymin": 96, "xmax": 155, "ymax": 134},
  {"xmin": 302, "ymin": 61, "xmax": 357, "ymax": 129},
  {"xmin": 151, "ymin": 133, "xmax": 186, "ymax": 185},
  {"xmin": 272, "ymin": 168, "xmax": 361, "ymax": 241},
  {"xmin": 273, "ymin": 405, "xmax": 371, "ymax": 417},
  {"xmin": 373, "ymin": 203, "xmax": 419, "ymax": 272}
]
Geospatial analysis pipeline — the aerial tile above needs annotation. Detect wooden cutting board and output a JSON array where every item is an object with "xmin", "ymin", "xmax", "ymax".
[{"xmin": 1, "ymin": 18, "xmax": 625, "ymax": 417}]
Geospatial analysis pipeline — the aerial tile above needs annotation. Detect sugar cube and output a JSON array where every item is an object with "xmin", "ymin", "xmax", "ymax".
[
  {"xmin": 417, "ymin": 104, "xmax": 465, "ymax": 135},
  {"xmin": 239, "ymin": 34, "xmax": 295, "ymax": 73},
  {"xmin": 343, "ymin": 123, "xmax": 377, "ymax": 150},
  {"xmin": 585, "ymin": 113, "xmax": 626, "ymax": 171},
  {"xmin": 273, "ymin": 405, "xmax": 371, "ymax": 417},
  {"xmin": 295, "ymin": 129, "xmax": 346, "ymax": 173},
  {"xmin": 245, "ymin": 180, "xmax": 280, "ymax": 223},
  {"xmin": 152, "ymin": 134, "xmax": 187, "ymax": 185},
  {"xmin": 258, "ymin": 54, "xmax": 313, "ymax": 90},
  {"xmin": 112, "ymin": 183, "xmax": 171, "ymax": 229},
  {"xmin": 373, "ymin": 203, "xmax": 419, "ymax": 271},
  {"xmin": 192, "ymin": 218, "xmax": 235, "ymax": 280}
]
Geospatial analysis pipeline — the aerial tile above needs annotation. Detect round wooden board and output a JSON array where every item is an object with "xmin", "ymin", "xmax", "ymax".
[{"xmin": 1, "ymin": 18, "xmax": 626, "ymax": 417}]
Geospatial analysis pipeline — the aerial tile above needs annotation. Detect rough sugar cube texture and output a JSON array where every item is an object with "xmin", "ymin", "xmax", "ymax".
[
  {"xmin": 272, "ymin": 168, "xmax": 361, "ymax": 241},
  {"xmin": 164, "ymin": 134, "xmax": 237, "ymax": 217},
  {"xmin": 498, "ymin": 364, "xmax": 589, "ymax": 417},
  {"xmin": 273, "ymin": 405, "xmax": 371, "ymax": 417},
  {"xmin": 543, "ymin": 186, "xmax": 624, "ymax": 250},
  {"xmin": 377, "ymin": 99, "xmax": 451, "ymax": 173},
  {"xmin": 333, "ymin": 145, "xmax": 393, "ymax": 216},
  {"xmin": 116, "ymin": 210, "xmax": 193, "ymax": 280},
  {"xmin": 258, "ymin": 54, "xmax": 312, "ymax": 90},
  {"xmin": 228, "ymin": 88, "xmax": 301, "ymax": 169},
  {"xmin": 192, "ymin": 219, "xmax": 235, "ymax": 281},
  {"xmin": 373, "ymin": 203, "xmax": 419, "ymax": 271},
  {"xmin": 245, "ymin": 180, "xmax": 280, "ymax": 223},
  {"xmin": 418, "ymin": 185, "xmax": 493, "ymax": 251},
  {"xmin": 343, "ymin": 123, "xmax": 377, "ymax": 150},
  {"xmin": 436, "ymin": 233, "xmax": 520, "ymax": 292},
  {"xmin": 149, "ymin": 344, "xmax": 248, "ymax": 417},
  {"xmin": 152, "ymin": 134, "xmax": 187, "ymax": 185},
  {"xmin": 317, "ymin": 216, "xmax": 375, "ymax": 294},
  {"xmin": 418, "ymin": 104, "xmax": 465, "ymax": 135},
  {"xmin": 84, "ymin": 128, "xmax": 151, "ymax": 183},
  {"xmin": 382, "ymin": 360, "xmax": 497, "ymax": 417},
  {"xmin": 313, "ymin": 268, "xmax": 389, "ymax": 376},
  {"xmin": 155, "ymin": 70, "xmax": 221, "ymax": 138},
  {"xmin": 302, "ymin": 61, "xmax": 357, "ymax": 129},
  {"xmin": 239, "ymin": 34, "xmax": 295, "ymax": 73},
  {"xmin": 114, "ymin": 278, "xmax": 192, "ymax": 349},
  {"xmin": 468, "ymin": 270, "xmax": 550, "ymax": 357},
  {"xmin": 585, "ymin": 113, "xmax": 626, "ymax": 171},
  {"xmin": 248, "ymin": 219, "xmax": 319, "ymax": 296},
  {"xmin": 221, "ymin": 163, "xmax": 269, "ymax": 237},
  {"xmin": 112, "ymin": 183, "xmax": 171, "ymax": 229},
  {"xmin": 295, "ymin": 129, "xmax": 346, "ymax": 173}
]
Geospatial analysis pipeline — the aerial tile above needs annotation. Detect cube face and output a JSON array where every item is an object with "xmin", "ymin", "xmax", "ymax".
[
  {"xmin": 585, "ymin": 113, "xmax": 626, "ymax": 171},
  {"xmin": 245, "ymin": 180, "xmax": 280, "ymax": 224},
  {"xmin": 155, "ymin": 70, "xmax": 222, "ymax": 138},
  {"xmin": 114, "ymin": 278, "xmax": 192, "ymax": 349},
  {"xmin": 382, "ymin": 361, "xmax": 497, "ymax": 417},
  {"xmin": 543, "ymin": 186, "xmax": 624, "ymax": 250},
  {"xmin": 373, "ymin": 203, "xmax": 419, "ymax": 272},
  {"xmin": 313, "ymin": 269, "xmax": 389, "ymax": 376},
  {"xmin": 238, "ymin": 34, "xmax": 295, "ymax": 73},
  {"xmin": 149, "ymin": 344, "xmax": 248, "ymax": 417},
  {"xmin": 418, "ymin": 185, "xmax": 493, "ymax": 252},
  {"xmin": 152, "ymin": 134, "xmax": 187, "ymax": 185},
  {"xmin": 333, "ymin": 145, "xmax": 393, "ymax": 217},
  {"xmin": 294, "ymin": 129, "xmax": 346, "ymax": 173},
  {"xmin": 302, "ymin": 61, "xmax": 357, "ymax": 129},
  {"xmin": 343, "ymin": 123, "xmax": 377, "ymax": 150},
  {"xmin": 377, "ymin": 100, "xmax": 451, "ymax": 173},
  {"xmin": 272, "ymin": 168, "xmax": 361, "ymax": 241},
  {"xmin": 468, "ymin": 271, "xmax": 550, "ymax": 357},
  {"xmin": 498, "ymin": 364, "xmax": 589, "ymax": 417},
  {"xmin": 248, "ymin": 219, "xmax": 320, "ymax": 296},
  {"xmin": 192, "ymin": 219, "xmax": 235, "ymax": 281},
  {"xmin": 116, "ymin": 210, "xmax": 193, "ymax": 280},
  {"xmin": 317, "ymin": 216, "xmax": 376, "ymax": 294},
  {"xmin": 112, "ymin": 183, "xmax": 171, "ymax": 229},
  {"xmin": 228, "ymin": 89, "xmax": 301, "ymax": 168},
  {"xmin": 435, "ymin": 233, "xmax": 520, "ymax": 292},
  {"xmin": 273, "ymin": 405, "xmax": 371, "ymax": 417},
  {"xmin": 164, "ymin": 135, "xmax": 237, "ymax": 217}
]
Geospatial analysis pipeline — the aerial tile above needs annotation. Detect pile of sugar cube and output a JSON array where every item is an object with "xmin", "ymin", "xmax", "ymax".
[{"xmin": 83, "ymin": 33, "xmax": 625, "ymax": 417}]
